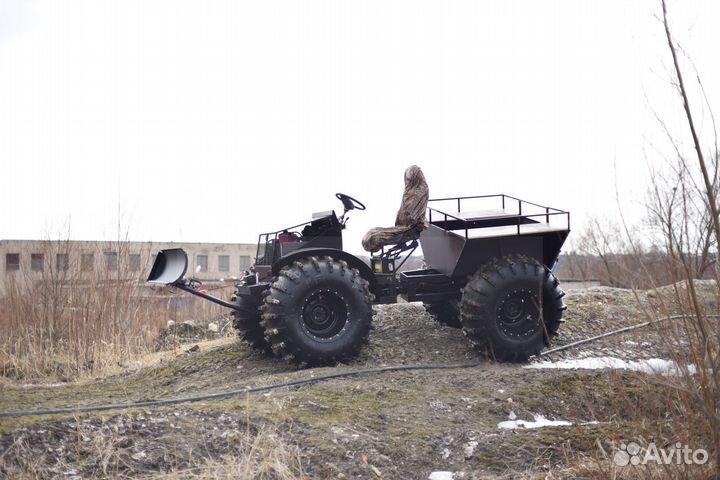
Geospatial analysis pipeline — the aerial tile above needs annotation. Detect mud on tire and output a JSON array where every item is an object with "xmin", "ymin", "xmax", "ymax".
[
  {"xmin": 261, "ymin": 256, "xmax": 373, "ymax": 366},
  {"xmin": 460, "ymin": 254, "xmax": 565, "ymax": 361},
  {"xmin": 230, "ymin": 289, "xmax": 273, "ymax": 354}
]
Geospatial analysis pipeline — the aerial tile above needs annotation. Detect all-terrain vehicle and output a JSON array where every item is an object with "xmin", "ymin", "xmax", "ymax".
[{"xmin": 148, "ymin": 166, "xmax": 570, "ymax": 365}]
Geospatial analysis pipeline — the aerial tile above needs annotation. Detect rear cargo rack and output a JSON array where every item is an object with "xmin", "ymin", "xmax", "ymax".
[{"xmin": 427, "ymin": 194, "xmax": 570, "ymax": 239}]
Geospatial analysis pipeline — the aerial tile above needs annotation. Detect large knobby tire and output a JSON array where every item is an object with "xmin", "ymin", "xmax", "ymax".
[
  {"xmin": 460, "ymin": 254, "xmax": 565, "ymax": 361},
  {"xmin": 230, "ymin": 289, "xmax": 273, "ymax": 355},
  {"xmin": 543, "ymin": 270, "xmax": 567, "ymax": 341},
  {"xmin": 261, "ymin": 256, "xmax": 373, "ymax": 366},
  {"xmin": 423, "ymin": 299, "xmax": 462, "ymax": 328}
]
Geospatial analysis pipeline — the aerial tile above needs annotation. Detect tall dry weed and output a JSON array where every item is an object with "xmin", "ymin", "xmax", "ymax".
[{"xmin": 0, "ymin": 239, "xmax": 223, "ymax": 382}]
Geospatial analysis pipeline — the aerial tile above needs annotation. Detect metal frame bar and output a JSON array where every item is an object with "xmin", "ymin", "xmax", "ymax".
[
  {"xmin": 173, "ymin": 282, "xmax": 240, "ymax": 311},
  {"xmin": 255, "ymin": 214, "xmax": 344, "ymax": 264},
  {"xmin": 428, "ymin": 193, "xmax": 565, "ymax": 214},
  {"xmin": 425, "ymin": 194, "xmax": 570, "ymax": 240}
]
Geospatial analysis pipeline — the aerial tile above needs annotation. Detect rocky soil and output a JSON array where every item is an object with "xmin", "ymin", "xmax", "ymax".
[{"xmin": 1, "ymin": 282, "xmax": 716, "ymax": 479}]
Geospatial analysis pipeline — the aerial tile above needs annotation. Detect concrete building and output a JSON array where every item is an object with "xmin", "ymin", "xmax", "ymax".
[{"xmin": 0, "ymin": 239, "xmax": 256, "ymax": 293}]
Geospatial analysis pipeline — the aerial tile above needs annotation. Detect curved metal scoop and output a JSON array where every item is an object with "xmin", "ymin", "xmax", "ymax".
[{"xmin": 147, "ymin": 248, "xmax": 188, "ymax": 285}]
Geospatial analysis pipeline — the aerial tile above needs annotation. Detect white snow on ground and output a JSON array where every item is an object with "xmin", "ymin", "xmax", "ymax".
[
  {"xmin": 498, "ymin": 414, "xmax": 572, "ymax": 430},
  {"xmin": 463, "ymin": 440, "xmax": 479, "ymax": 457},
  {"xmin": 428, "ymin": 472, "xmax": 455, "ymax": 480},
  {"xmin": 497, "ymin": 413, "xmax": 603, "ymax": 430},
  {"xmin": 525, "ymin": 357, "xmax": 696, "ymax": 375}
]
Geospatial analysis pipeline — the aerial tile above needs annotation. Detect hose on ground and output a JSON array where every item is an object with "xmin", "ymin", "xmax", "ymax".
[
  {"xmin": 539, "ymin": 314, "xmax": 720, "ymax": 357},
  {"xmin": 0, "ymin": 362, "xmax": 480, "ymax": 418}
]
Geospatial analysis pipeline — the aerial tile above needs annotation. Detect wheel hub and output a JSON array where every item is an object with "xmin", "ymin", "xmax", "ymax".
[
  {"xmin": 496, "ymin": 288, "xmax": 540, "ymax": 337},
  {"xmin": 302, "ymin": 290, "xmax": 348, "ymax": 339},
  {"xmin": 310, "ymin": 304, "xmax": 331, "ymax": 324},
  {"xmin": 501, "ymin": 298, "xmax": 523, "ymax": 321}
]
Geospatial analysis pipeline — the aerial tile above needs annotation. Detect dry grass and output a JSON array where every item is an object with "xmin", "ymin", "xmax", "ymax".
[
  {"xmin": 0, "ymin": 240, "xmax": 224, "ymax": 383},
  {"xmin": 565, "ymin": 2, "xmax": 720, "ymax": 475},
  {"xmin": 155, "ymin": 427, "xmax": 306, "ymax": 480},
  {"xmin": 568, "ymin": 228, "xmax": 720, "ymax": 478},
  {"xmin": 1, "ymin": 412, "xmax": 307, "ymax": 480}
]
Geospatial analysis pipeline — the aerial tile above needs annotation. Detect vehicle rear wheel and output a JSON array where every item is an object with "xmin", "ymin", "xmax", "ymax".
[
  {"xmin": 423, "ymin": 299, "xmax": 462, "ymax": 328},
  {"xmin": 230, "ymin": 290, "xmax": 273, "ymax": 354},
  {"xmin": 542, "ymin": 269, "xmax": 566, "ymax": 343},
  {"xmin": 261, "ymin": 256, "xmax": 373, "ymax": 366},
  {"xmin": 460, "ymin": 254, "xmax": 563, "ymax": 361}
]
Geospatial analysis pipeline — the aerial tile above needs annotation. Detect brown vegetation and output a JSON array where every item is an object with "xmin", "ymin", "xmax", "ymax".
[
  {"xmin": 0, "ymin": 239, "xmax": 223, "ymax": 382},
  {"xmin": 566, "ymin": 2, "xmax": 720, "ymax": 477}
]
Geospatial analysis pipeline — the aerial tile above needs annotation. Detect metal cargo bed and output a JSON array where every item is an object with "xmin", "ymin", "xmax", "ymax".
[{"xmin": 420, "ymin": 194, "xmax": 570, "ymax": 278}]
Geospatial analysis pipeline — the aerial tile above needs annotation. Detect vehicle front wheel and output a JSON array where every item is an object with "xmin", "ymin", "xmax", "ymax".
[
  {"xmin": 230, "ymin": 289, "xmax": 273, "ymax": 354},
  {"xmin": 261, "ymin": 256, "xmax": 373, "ymax": 366}
]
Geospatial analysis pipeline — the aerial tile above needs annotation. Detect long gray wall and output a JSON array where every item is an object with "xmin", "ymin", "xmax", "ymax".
[{"xmin": 0, "ymin": 239, "xmax": 256, "ymax": 293}]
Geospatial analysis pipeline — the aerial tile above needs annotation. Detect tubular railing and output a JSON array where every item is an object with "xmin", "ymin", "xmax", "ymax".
[{"xmin": 427, "ymin": 194, "xmax": 570, "ymax": 239}]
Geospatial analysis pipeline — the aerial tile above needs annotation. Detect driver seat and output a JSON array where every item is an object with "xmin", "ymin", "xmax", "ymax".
[{"xmin": 361, "ymin": 165, "xmax": 429, "ymax": 252}]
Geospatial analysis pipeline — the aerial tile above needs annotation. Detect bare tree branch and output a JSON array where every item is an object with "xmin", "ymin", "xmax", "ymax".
[{"xmin": 661, "ymin": 0, "xmax": 720, "ymax": 252}]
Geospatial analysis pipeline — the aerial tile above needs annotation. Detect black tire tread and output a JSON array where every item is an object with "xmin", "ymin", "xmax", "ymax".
[
  {"xmin": 542, "ymin": 269, "xmax": 566, "ymax": 340},
  {"xmin": 230, "ymin": 289, "xmax": 273, "ymax": 355},
  {"xmin": 261, "ymin": 256, "xmax": 373, "ymax": 366},
  {"xmin": 461, "ymin": 254, "xmax": 565, "ymax": 361},
  {"xmin": 423, "ymin": 300, "xmax": 462, "ymax": 328}
]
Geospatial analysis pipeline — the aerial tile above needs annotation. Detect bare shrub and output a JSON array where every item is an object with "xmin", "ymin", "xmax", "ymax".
[
  {"xmin": 0, "ymin": 239, "xmax": 224, "ymax": 382},
  {"xmin": 569, "ymin": 2, "xmax": 720, "ymax": 477},
  {"xmin": 639, "ymin": 1, "xmax": 720, "ymax": 470}
]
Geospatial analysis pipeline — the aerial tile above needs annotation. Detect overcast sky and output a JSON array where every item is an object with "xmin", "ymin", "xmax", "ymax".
[{"xmin": 1, "ymin": 0, "xmax": 718, "ymax": 255}]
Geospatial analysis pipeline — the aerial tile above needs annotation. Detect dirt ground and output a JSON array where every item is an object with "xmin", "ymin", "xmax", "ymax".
[{"xmin": 0, "ymin": 282, "xmax": 715, "ymax": 479}]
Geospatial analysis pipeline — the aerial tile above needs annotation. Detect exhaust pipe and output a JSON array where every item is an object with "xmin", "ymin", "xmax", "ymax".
[
  {"xmin": 147, "ymin": 248, "xmax": 240, "ymax": 311},
  {"xmin": 147, "ymin": 248, "xmax": 189, "ymax": 285}
]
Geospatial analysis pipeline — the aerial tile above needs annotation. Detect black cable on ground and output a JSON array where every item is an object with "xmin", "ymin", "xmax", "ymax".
[
  {"xmin": 539, "ymin": 314, "xmax": 720, "ymax": 357},
  {"xmin": 0, "ymin": 362, "xmax": 480, "ymax": 418},
  {"xmin": 539, "ymin": 321, "xmax": 656, "ymax": 357}
]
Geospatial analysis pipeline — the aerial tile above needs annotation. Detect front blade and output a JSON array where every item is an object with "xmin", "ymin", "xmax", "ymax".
[{"xmin": 147, "ymin": 248, "xmax": 188, "ymax": 285}]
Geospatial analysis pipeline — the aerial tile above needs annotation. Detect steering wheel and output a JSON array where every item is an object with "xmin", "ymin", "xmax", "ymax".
[{"xmin": 335, "ymin": 193, "xmax": 366, "ymax": 211}]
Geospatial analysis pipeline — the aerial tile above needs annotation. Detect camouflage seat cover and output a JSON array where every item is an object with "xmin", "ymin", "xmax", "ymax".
[{"xmin": 361, "ymin": 165, "xmax": 429, "ymax": 252}]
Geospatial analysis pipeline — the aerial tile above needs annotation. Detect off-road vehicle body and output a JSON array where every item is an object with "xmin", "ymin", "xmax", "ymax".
[{"xmin": 149, "ymin": 170, "xmax": 569, "ymax": 365}]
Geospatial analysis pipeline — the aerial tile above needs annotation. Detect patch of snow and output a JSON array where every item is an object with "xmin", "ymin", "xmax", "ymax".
[
  {"xmin": 429, "ymin": 473, "xmax": 454, "ymax": 480},
  {"xmin": 498, "ymin": 414, "xmax": 572, "ymax": 430},
  {"xmin": 526, "ymin": 357, "xmax": 696, "ymax": 375},
  {"xmin": 463, "ymin": 440, "xmax": 478, "ymax": 458},
  {"xmin": 497, "ymin": 411, "xmax": 603, "ymax": 430}
]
